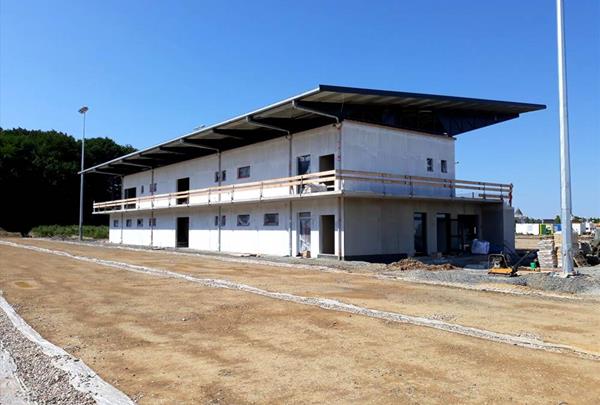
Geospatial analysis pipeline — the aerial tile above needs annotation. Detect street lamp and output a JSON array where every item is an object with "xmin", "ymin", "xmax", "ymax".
[{"xmin": 78, "ymin": 106, "xmax": 89, "ymax": 241}]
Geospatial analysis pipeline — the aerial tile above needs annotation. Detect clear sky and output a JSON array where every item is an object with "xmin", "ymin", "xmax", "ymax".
[{"xmin": 1, "ymin": 0, "xmax": 598, "ymax": 217}]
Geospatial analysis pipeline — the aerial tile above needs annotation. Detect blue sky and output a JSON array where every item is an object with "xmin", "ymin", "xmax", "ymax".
[{"xmin": 1, "ymin": 0, "xmax": 598, "ymax": 217}]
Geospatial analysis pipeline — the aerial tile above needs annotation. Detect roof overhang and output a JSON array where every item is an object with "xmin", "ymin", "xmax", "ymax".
[{"xmin": 82, "ymin": 84, "xmax": 546, "ymax": 176}]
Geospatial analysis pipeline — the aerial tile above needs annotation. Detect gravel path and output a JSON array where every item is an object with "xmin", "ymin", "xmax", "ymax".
[{"xmin": 0, "ymin": 306, "xmax": 95, "ymax": 404}]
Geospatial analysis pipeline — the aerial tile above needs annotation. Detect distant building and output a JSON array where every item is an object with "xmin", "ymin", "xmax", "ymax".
[{"xmin": 83, "ymin": 85, "xmax": 544, "ymax": 261}]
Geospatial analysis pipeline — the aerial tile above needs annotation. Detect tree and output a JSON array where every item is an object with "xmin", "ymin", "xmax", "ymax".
[
  {"xmin": 555, "ymin": 214, "xmax": 561, "ymax": 224},
  {"xmin": 0, "ymin": 128, "xmax": 135, "ymax": 234}
]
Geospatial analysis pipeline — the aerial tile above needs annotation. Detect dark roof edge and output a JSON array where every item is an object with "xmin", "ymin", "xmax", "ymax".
[{"xmin": 318, "ymin": 84, "xmax": 547, "ymax": 111}]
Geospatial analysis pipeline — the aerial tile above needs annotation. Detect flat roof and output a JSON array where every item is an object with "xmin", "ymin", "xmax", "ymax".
[{"xmin": 83, "ymin": 84, "xmax": 545, "ymax": 176}]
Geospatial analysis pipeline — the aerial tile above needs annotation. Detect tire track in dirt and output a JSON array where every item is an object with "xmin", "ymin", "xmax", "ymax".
[{"xmin": 2, "ymin": 239, "xmax": 599, "ymax": 362}]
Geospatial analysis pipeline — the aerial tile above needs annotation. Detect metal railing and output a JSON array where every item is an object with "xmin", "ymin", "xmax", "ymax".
[{"xmin": 92, "ymin": 169, "xmax": 512, "ymax": 213}]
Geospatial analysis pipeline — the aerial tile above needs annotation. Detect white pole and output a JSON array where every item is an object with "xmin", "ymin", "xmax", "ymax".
[
  {"xmin": 556, "ymin": 0, "xmax": 574, "ymax": 275},
  {"xmin": 78, "ymin": 107, "xmax": 88, "ymax": 241}
]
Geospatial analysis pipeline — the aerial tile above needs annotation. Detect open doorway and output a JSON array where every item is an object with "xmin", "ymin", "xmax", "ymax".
[
  {"xmin": 297, "ymin": 155, "xmax": 311, "ymax": 193},
  {"xmin": 124, "ymin": 187, "xmax": 136, "ymax": 209},
  {"xmin": 176, "ymin": 177, "xmax": 190, "ymax": 205},
  {"xmin": 413, "ymin": 212, "xmax": 427, "ymax": 256},
  {"xmin": 176, "ymin": 217, "xmax": 189, "ymax": 248},
  {"xmin": 320, "ymin": 215, "xmax": 335, "ymax": 255},
  {"xmin": 436, "ymin": 213, "xmax": 450, "ymax": 254},
  {"xmin": 319, "ymin": 154, "xmax": 335, "ymax": 190}
]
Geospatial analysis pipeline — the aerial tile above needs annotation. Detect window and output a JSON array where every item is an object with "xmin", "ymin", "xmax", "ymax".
[
  {"xmin": 237, "ymin": 166, "xmax": 250, "ymax": 179},
  {"xmin": 441, "ymin": 160, "xmax": 448, "ymax": 173},
  {"xmin": 237, "ymin": 214, "xmax": 250, "ymax": 227},
  {"xmin": 426, "ymin": 158, "xmax": 433, "ymax": 172},
  {"xmin": 149, "ymin": 183, "xmax": 157, "ymax": 193},
  {"xmin": 149, "ymin": 218, "xmax": 156, "ymax": 227},
  {"xmin": 141, "ymin": 185, "xmax": 145, "ymax": 194},
  {"xmin": 126, "ymin": 219, "xmax": 132, "ymax": 228},
  {"xmin": 264, "ymin": 213, "xmax": 279, "ymax": 226},
  {"xmin": 113, "ymin": 219, "xmax": 119, "ymax": 227},
  {"xmin": 214, "ymin": 215, "xmax": 226, "ymax": 226},
  {"xmin": 214, "ymin": 170, "xmax": 227, "ymax": 183},
  {"xmin": 137, "ymin": 218, "xmax": 144, "ymax": 227}
]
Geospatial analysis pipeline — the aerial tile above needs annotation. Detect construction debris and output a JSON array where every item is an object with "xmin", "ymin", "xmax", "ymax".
[{"xmin": 387, "ymin": 258, "xmax": 457, "ymax": 271}]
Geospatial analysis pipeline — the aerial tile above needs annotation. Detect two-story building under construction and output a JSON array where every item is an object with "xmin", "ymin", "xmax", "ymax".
[{"xmin": 84, "ymin": 85, "xmax": 544, "ymax": 261}]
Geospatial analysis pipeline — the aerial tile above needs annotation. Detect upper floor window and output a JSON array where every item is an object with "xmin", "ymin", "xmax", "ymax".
[
  {"xmin": 125, "ymin": 219, "xmax": 132, "ymax": 228},
  {"xmin": 113, "ymin": 219, "xmax": 119, "ymax": 228},
  {"xmin": 141, "ymin": 185, "xmax": 145, "ymax": 194},
  {"xmin": 237, "ymin": 166, "xmax": 250, "ymax": 179},
  {"xmin": 237, "ymin": 214, "xmax": 250, "ymax": 227},
  {"xmin": 441, "ymin": 160, "xmax": 448, "ymax": 173},
  {"xmin": 264, "ymin": 213, "xmax": 279, "ymax": 226},
  {"xmin": 214, "ymin": 215, "xmax": 226, "ymax": 227},
  {"xmin": 426, "ymin": 158, "xmax": 434, "ymax": 172},
  {"xmin": 137, "ymin": 218, "xmax": 144, "ymax": 227},
  {"xmin": 149, "ymin": 183, "xmax": 157, "ymax": 193},
  {"xmin": 149, "ymin": 217, "xmax": 156, "ymax": 227},
  {"xmin": 215, "ymin": 170, "xmax": 227, "ymax": 183}
]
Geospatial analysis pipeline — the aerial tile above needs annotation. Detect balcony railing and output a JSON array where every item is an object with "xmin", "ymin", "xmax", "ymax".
[{"xmin": 92, "ymin": 170, "xmax": 512, "ymax": 214}]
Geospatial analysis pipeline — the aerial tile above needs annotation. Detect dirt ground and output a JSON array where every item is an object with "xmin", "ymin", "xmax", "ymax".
[{"xmin": 1, "ymin": 238, "xmax": 600, "ymax": 404}]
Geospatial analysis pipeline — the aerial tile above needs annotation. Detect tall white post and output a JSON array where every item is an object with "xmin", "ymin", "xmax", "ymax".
[
  {"xmin": 556, "ymin": 0, "xmax": 574, "ymax": 275},
  {"xmin": 78, "ymin": 106, "xmax": 88, "ymax": 241}
]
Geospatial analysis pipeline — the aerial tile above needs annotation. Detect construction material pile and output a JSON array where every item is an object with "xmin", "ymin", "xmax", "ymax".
[
  {"xmin": 537, "ymin": 238, "xmax": 558, "ymax": 269},
  {"xmin": 387, "ymin": 258, "xmax": 457, "ymax": 271}
]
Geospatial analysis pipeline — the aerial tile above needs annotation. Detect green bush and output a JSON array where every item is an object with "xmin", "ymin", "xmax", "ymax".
[{"xmin": 30, "ymin": 225, "xmax": 108, "ymax": 239}]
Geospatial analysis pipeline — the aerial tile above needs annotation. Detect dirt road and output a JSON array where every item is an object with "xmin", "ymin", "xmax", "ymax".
[{"xmin": 1, "ymin": 238, "xmax": 599, "ymax": 404}]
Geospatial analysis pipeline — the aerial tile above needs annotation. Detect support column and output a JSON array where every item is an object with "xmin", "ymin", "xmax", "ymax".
[
  {"xmin": 150, "ymin": 168, "xmax": 155, "ymax": 248},
  {"xmin": 217, "ymin": 151, "xmax": 222, "ymax": 252}
]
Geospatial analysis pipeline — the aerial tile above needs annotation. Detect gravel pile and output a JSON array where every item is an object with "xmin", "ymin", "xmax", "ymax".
[
  {"xmin": 0, "ymin": 309, "xmax": 95, "ymax": 405},
  {"xmin": 387, "ymin": 258, "xmax": 458, "ymax": 271},
  {"xmin": 387, "ymin": 267, "xmax": 600, "ymax": 296}
]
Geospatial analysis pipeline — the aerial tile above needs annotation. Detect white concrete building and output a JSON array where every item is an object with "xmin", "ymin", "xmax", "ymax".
[{"xmin": 84, "ymin": 85, "xmax": 544, "ymax": 262}]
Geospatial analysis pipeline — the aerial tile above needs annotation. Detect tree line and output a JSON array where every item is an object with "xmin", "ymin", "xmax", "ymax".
[{"xmin": 0, "ymin": 127, "xmax": 136, "ymax": 234}]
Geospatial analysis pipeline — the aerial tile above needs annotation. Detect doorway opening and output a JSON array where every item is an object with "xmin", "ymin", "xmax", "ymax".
[
  {"xmin": 436, "ymin": 213, "xmax": 451, "ymax": 254},
  {"xmin": 176, "ymin": 217, "xmax": 189, "ymax": 248},
  {"xmin": 320, "ymin": 215, "xmax": 335, "ymax": 254},
  {"xmin": 413, "ymin": 212, "xmax": 427, "ymax": 256},
  {"xmin": 297, "ymin": 212, "xmax": 311, "ymax": 255},
  {"xmin": 124, "ymin": 187, "xmax": 136, "ymax": 209},
  {"xmin": 176, "ymin": 177, "xmax": 190, "ymax": 205},
  {"xmin": 319, "ymin": 154, "xmax": 335, "ymax": 190},
  {"xmin": 297, "ymin": 155, "xmax": 311, "ymax": 193}
]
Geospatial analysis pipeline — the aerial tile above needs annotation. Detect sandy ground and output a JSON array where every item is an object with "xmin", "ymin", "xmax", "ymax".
[{"xmin": 1, "ymin": 238, "xmax": 600, "ymax": 404}]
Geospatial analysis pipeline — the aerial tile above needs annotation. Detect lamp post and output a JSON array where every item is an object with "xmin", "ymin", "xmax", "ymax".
[
  {"xmin": 78, "ymin": 106, "xmax": 89, "ymax": 241},
  {"xmin": 556, "ymin": 0, "xmax": 574, "ymax": 276}
]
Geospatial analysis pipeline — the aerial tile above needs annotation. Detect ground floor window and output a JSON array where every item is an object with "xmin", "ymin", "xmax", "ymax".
[
  {"xmin": 125, "ymin": 219, "xmax": 132, "ymax": 227},
  {"xmin": 137, "ymin": 219, "xmax": 144, "ymax": 227},
  {"xmin": 237, "ymin": 214, "xmax": 250, "ymax": 227},
  {"xmin": 149, "ymin": 218, "xmax": 156, "ymax": 227},
  {"xmin": 264, "ymin": 213, "xmax": 279, "ymax": 226},
  {"xmin": 113, "ymin": 219, "xmax": 119, "ymax": 227},
  {"xmin": 414, "ymin": 212, "xmax": 427, "ymax": 255}
]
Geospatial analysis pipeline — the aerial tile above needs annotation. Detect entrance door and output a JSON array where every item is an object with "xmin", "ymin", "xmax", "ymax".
[
  {"xmin": 298, "ymin": 212, "xmax": 311, "ymax": 255},
  {"xmin": 457, "ymin": 215, "xmax": 478, "ymax": 252},
  {"xmin": 319, "ymin": 154, "xmax": 335, "ymax": 190},
  {"xmin": 176, "ymin": 217, "xmax": 189, "ymax": 248},
  {"xmin": 436, "ymin": 213, "xmax": 450, "ymax": 254}
]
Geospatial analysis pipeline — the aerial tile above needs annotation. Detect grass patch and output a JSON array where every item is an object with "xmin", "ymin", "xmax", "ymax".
[{"xmin": 30, "ymin": 225, "xmax": 109, "ymax": 239}]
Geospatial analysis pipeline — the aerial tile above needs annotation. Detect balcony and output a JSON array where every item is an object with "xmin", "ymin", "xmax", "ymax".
[{"xmin": 92, "ymin": 170, "xmax": 513, "ymax": 214}]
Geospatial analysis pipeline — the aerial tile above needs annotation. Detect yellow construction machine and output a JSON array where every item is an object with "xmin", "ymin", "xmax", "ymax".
[{"xmin": 488, "ymin": 250, "xmax": 535, "ymax": 277}]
